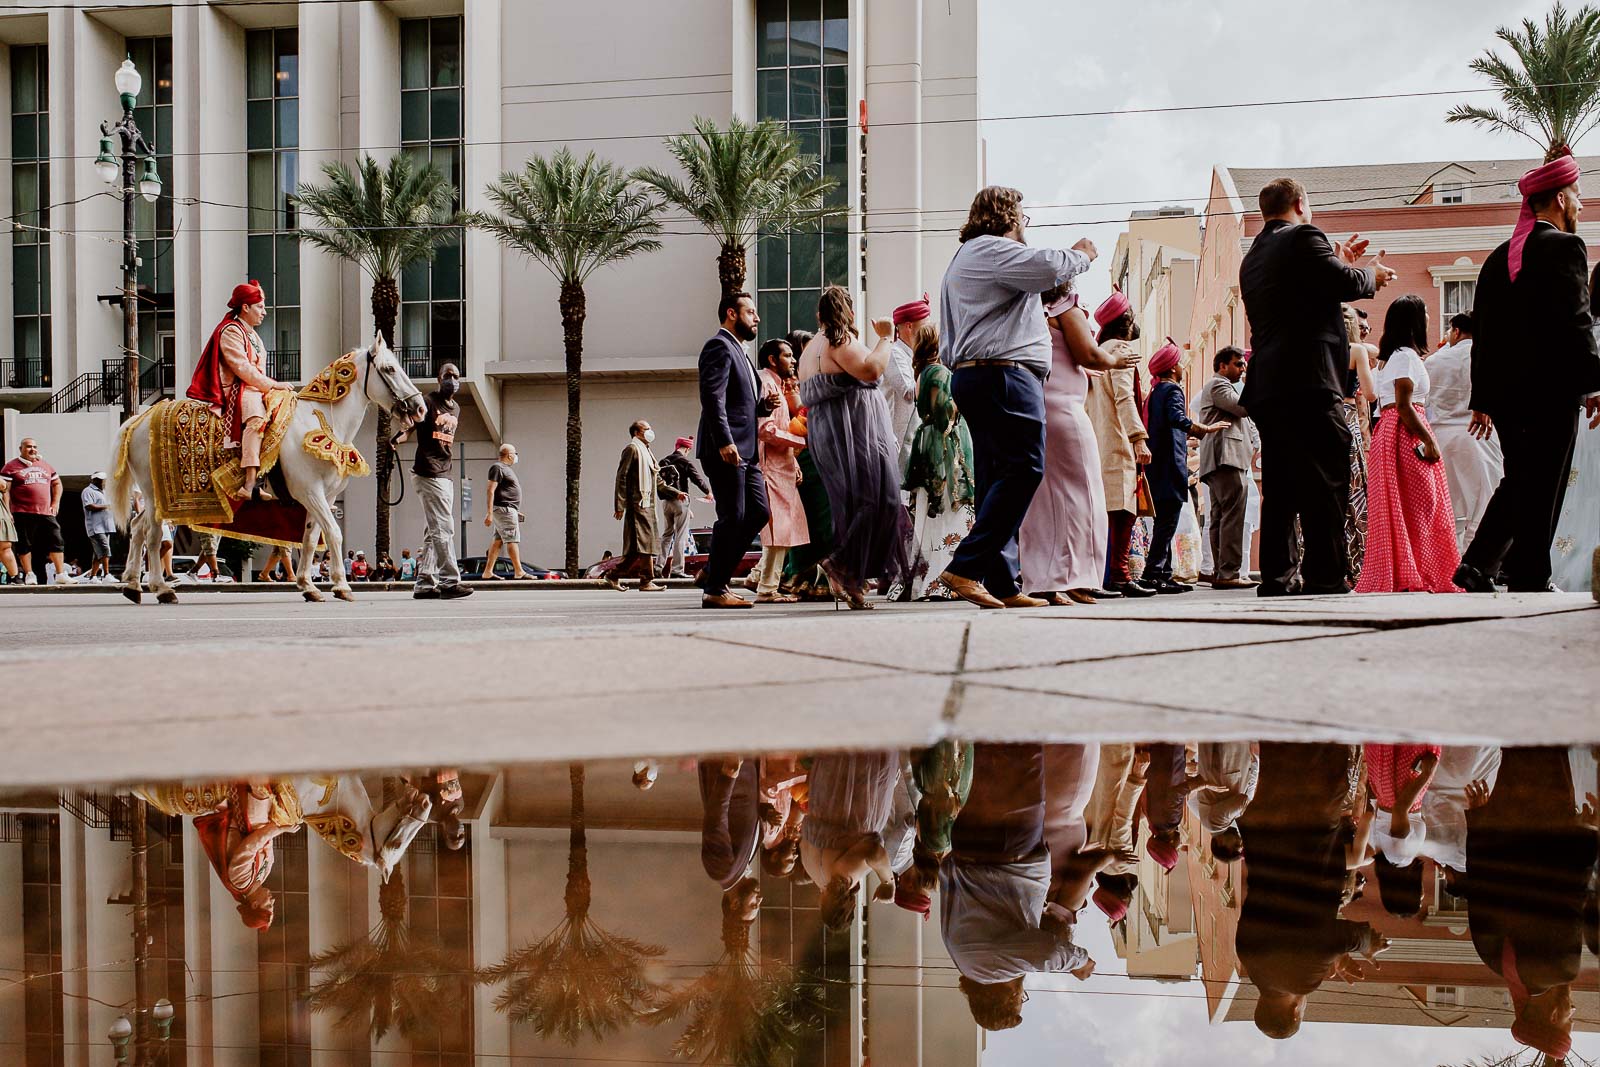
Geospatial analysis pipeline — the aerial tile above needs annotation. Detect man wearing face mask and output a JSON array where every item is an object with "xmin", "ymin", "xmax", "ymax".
[
  {"xmin": 396, "ymin": 363, "xmax": 472, "ymax": 600},
  {"xmin": 610, "ymin": 419, "xmax": 668, "ymax": 591}
]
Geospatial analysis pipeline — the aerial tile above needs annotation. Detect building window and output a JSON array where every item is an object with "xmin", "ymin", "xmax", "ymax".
[
  {"xmin": 20, "ymin": 814, "xmax": 62, "ymax": 1067},
  {"xmin": 10, "ymin": 44, "xmax": 49, "ymax": 388},
  {"xmin": 257, "ymin": 827, "xmax": 310, "ymax": 1062},
  {"xmin": 1438, "ymin": 181, "xmax": 1466, "ymax": 205},
  {"xmin": 399, "ymin": 16, "xmax": 463, "ymax": 379},
  {"xmin": 1429, "ymin": 986, "xmax": 1462, "ymax": 1007},
  {"xmin": 403, "ymin": 825, "xmax": 474, "ymax": 1065},
  {"xmin": 246, "ymin": 29, "xmax": 301, "ymax": 380},
  {"xmin": 1443, "ymin": 278, "xmax": 1475, "ymax": 322},
  {"xmin": 755, "ymin": 0, "xmax": 849, "ymax": 344},
  {"xmin": 127, "ymin": 37, "xmax": 176, "ymax": 390}
]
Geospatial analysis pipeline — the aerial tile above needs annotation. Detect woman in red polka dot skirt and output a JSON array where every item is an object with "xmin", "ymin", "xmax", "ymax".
[{"xmin": 1356, "ymin": 295, "xmax": 1463, "ymax": 593}]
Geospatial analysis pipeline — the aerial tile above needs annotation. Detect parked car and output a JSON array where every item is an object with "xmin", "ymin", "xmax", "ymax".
[
  {"xmin": 457, "ymin": 556, "xmax": 563, "ymax": 580},
  {"xmin": 585, "ymin": 527, "xmax": 760, "ymax": 580},
  {"xmin": 170, "ymin": 555, "xmax": 236, "ymax": 580}
]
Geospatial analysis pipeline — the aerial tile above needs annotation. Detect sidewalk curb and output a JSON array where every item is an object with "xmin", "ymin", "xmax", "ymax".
[{"xmin": 0, "ymin": 578, "xmax": 706, "ymax": 594}]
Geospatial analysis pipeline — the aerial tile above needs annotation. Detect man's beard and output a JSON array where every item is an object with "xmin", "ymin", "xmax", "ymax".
[{"xmin": 734, "ymin": 321, "xmax": 758, "ymax": 342}]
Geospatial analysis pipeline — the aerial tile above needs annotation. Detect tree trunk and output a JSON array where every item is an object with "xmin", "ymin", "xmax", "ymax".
[
  {"xmin": 559, "ymin": 280, "xmax": 586, "ymax": 578},
  {"xmin": 564, "ymin": 763, "xmax": 590, "ymax": 923},
  {"xmin": 370, "ymin": 276, "xmax": 402, "ymax": 559},
  {"xmin": 717, "ymin": 242, "xmax": 747, "ymax": 301}
]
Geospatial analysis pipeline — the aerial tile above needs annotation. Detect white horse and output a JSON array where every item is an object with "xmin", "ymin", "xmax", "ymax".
[{"xmin": 108, "ymin": 334, "xmax": 426, "ymax": 604}]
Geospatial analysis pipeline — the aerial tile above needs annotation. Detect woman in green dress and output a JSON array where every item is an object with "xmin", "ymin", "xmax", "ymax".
[{"xmin": 897, "ymin": 325, "xmax": 976, "ymax": 600}]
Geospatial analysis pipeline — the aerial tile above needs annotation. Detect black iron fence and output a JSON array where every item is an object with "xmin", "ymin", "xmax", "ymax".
[
  {"xmin": 396, "ymin": 346, "xmax": 463, "ymax": 381},
  {"xmin": 1, "ymin": 357, "xmax": 48, "ymax": 389},
  {"xmin": 267, "ymin": 349, "xmax": 301, "ymax": 383}
]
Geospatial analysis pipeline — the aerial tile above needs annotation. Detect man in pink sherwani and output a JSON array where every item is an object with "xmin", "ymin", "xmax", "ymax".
[
  {"xmin": 753, "ymin": 338, "xmax": 809, "ymax": 602},
  {"xmin": 187, "ymin": 279, "xmax": 288, "ymax": 501}
]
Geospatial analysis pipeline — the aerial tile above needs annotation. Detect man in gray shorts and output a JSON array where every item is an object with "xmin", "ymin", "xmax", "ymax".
[
  {"xmin": 81, "ymin": 471, "xmax": 116, "ymax": 581},
  {"xmin": 482, "ymin": 443, "xmax": 524, "ymax": 578}
]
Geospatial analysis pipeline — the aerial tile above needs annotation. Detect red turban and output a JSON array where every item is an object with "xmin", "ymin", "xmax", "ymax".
[
  {"xmin": 894, "ymin": 880, "xmax": 932, "ymax": 920},
  {"xmin": 1502, "ymin": 940, "xmax": 1573, "ymax": 1059},
  {"xmin": 1147, "ymin": 837, "xmax": 1179, "ymax": 872},
  {"xmin": 1149, "ymin": 339, "xmax": 1182, "ymax": 376},
  {"xmin": 1094, "ymin": 289, "xmax": 1131, "ymax": 328},
  {"xmin": 229, "ymin": 279, "xmax": 265, "ymax": 310},
  {"xmin": 893, "ymin": 294, "xmax": 931, "ymax": 326},
  {"xmin": 1092, "ymin": 886, "xmax": 1128, "ymax": 924},
  {"xmin": 1509, "ymin": 150, "xmax": 1582, "ymax": 282},
  {"xmin": 674, "ymin": 436, "xmax": 694, "ymax": 450}
]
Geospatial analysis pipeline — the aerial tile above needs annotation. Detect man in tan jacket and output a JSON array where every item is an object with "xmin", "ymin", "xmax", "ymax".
[{"xmin": 1087, "ymin": 291, "xmax": 1154, "ymax": 598}]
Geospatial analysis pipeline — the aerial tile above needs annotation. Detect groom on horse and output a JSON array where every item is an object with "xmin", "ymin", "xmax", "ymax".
[{"xmin": 187, "ymin": 280, "xmax": 289, "ymax": 501}]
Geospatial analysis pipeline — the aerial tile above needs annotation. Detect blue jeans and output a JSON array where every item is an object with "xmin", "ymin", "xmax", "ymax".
[
  {"xmin": 947, "ymin": 364, "xmax": 1047, "ymax": 599},
  {"xmin": 1144, "ymin": 496, "xmax": 1183, "ymax": 583}
]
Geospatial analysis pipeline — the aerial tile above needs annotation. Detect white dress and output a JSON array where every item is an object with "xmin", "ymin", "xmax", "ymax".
[
  {"xmin": 1425, "ymin": 339, "xmax": 1504, "ymax": 552},
  {"xmin": 1551, "ymin": 325, "xmax": 1600, "ymax": 591}
]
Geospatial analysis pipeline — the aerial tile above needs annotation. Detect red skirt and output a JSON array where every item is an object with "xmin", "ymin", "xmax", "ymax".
[
  {"xmin": 1363, "ymin": 743, "xmax": 1441, "ymax": 812},
  {"xmin": 1355, "ymin": 405, "xmax": 1462, "ymax": 593}
]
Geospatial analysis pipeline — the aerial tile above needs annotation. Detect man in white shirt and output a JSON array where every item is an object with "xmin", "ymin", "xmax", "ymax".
[
  {"xmin": 1427, "ymin": 313, "xmax": 1504, "ymax": 550},
  {"xmin": 887, "ymin": 296, "xmax": 929, "ymax": 470}
]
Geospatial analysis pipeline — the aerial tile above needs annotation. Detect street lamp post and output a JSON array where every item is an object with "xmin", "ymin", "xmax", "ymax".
[{"xmin": 94, "ymin": 56, "xmax": 162, "ymax": 422}]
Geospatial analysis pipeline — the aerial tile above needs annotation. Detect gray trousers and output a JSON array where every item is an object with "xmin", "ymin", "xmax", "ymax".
[
  {"xmin": 1203, "ymin": 466, "xmax": 1248, "ymax": 581},
  {"xmin": 413, "ymin": 473, "xmax": 460, "ymax": 589},
  {"xmin": 660, "ymin": 497, "xmax": 691, "ymax": 576}
]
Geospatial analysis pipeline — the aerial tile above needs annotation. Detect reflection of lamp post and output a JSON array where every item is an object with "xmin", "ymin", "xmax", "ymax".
[
  {"xmin": 107, "ymin": 997, "xmax": 173, "ymax": 1065},
  {"xmin": 94, "ymin": 56, "xmax": 162, "ymax": 422}
]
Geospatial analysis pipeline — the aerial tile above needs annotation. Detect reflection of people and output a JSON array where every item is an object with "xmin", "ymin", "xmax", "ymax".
[
  {"xmin": 1466, "ymin": 747, "xmax": 1597, "ymax": 1061},
  {"xmin": 699, "ymin": 759, "xmax": 761, "ymax": 890},
  {"xmin": 801, "ymin": 751, "xmax": 901, "ymax": 929},
  {"xmin": 1182, "ymin": 742, "xmax": 1259, "ymax": 860},
  {"xmin": 190, "ymin": 782, "xmax": 302, "ymax": 930},
  {"xmin": 1237, "ymin": 744, "xmax": 1388, "ymax": 1040},
  {"xmin": 940, "ymin": 744, "xmax": 1094, "ymax": 1033}
]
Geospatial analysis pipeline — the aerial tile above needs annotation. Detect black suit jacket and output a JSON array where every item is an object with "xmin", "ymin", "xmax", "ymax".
[
  {"xmin": 1239, "ymin": 220, "xmax": 1376, "ymax": 411},
  {"xmin": 1470, "ymin": 221, "xmax": 1600, "ymax": 418},
  {"xmin": 697, "ymin": 329, "xmax": 761, "ymax": 464}
]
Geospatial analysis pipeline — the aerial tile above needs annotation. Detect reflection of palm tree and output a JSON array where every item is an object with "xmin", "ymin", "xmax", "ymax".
[
  {"xmin": 648, "ymin": 892, "xmax": 825, "ymax": 1065},
  {"xmin": 479, "ymin": 763, "xmax": 666, "ymax": 1043},
  {"xmin": 304, "ymin": 869, "xmax": 468, "ymax": 1043}
]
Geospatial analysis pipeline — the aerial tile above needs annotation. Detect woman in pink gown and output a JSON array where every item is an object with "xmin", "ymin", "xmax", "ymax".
[{"xmin": 1019, "ymin": 284, "xmax": 1140, "ymax": 604}]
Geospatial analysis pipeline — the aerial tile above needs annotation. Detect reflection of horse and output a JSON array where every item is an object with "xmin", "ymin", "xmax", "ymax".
[{"xmin": 109, "ymin": 335, "xmax": 425, "ymax": 603}]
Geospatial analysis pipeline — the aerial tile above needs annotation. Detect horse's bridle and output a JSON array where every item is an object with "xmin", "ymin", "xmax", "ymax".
[{"xmin": 365, "ymin": 346, "xmax": 425, "ymax": 509}]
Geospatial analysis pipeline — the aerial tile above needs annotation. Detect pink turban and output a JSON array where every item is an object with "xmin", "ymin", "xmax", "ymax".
[
  {"xmin": 893, "ymin": 294, "xmax": 931, "ymax": 326},
  {"xmin": 674, "ymin": 436, "xmax": 694, "ymax": 450},
  {"xmin": 1147, "ymin": 837, "xmax": 1179, "ymax": 872},
  {"xmin": 1509, "ymin": 149, "xmax": 1582, "ymax": 282},
  {"xmin": 1094, "ymin": 289, "xmax": 1131, "ymax": 328},
  {"xmin": 1148, "ymin": 339, "xmax": 1182, "ymax": 376},
  {"xmin": 1092, "ymin": 886, "xmax": 1128, "ymax": 924},
  {"xmin": 894, "ymin": 881, "xmax": 932, "ymax": 920}
]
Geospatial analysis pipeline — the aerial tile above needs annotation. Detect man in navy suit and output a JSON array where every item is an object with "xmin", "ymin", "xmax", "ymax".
[{"xmin": 697, "ymin": 292, "xmax": 771, "ymax": 608}]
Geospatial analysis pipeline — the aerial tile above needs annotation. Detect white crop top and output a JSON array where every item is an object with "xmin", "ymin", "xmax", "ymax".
[{"xmin": 1376, "ymin": 347, "xmax": 1429, "ymax": 409}]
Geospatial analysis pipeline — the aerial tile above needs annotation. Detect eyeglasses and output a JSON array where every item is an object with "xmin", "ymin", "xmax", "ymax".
[{"xmin": 1021, "ymin": 213, "xmax": 1032, "ymax": 228}]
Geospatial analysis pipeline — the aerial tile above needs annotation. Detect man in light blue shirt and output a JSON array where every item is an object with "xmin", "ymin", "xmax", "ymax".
[
  {"xmin": 81, "ymin": 471, "xmax": 116, "ymax": 581},
  {"xmin": 937, "ymin": 186, "xmax": 1096, "ymax": 607}
]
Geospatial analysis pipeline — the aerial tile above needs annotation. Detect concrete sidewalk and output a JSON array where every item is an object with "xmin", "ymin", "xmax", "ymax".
[{"xmin": 1, "ymin": 587, "xmax": 1594, "ymax": 788}]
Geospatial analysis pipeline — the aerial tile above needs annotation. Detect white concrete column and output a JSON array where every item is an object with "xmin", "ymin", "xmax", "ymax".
[
  {"xmin": 207, "ymin": 856, "xmax": 260, "ymax": 1067},
  {"xmin": 169, "ymin": 6, "xmax": 203, "ymax": 385},
  {"xmin": 865, "ymin": 886, "xmax": 923, "ymax": 1067},
  {"xmin": 863, "ymin": 0, "xmax": 923, "ymax": 310},
  {"xmin": 180, "ymin": 816, "xmax": 214, "ymax": 1067},
  {"xmin": 917, "ymin": 0, "xmax": 981, "ymax": 292},
  {"xmin": 470, "ymin": 774, "xmax": 511, "ymax": 1059},
  {"xmin": 64, "ymin": 9, "xmax": 125, "ymax": 384},
  {"xmin": 82, "ymin": 826, "xmax": 133, "ymax": 1067},
  {"xmin": 306, "ymin": 827, "xmax": 372, "ymax": 1066},
  {"xmin": 195, "ymin": 6, "xmax": 248, "ymax": 372},
  {"xmin": 297, "ymin": 0, "xmax": 345, "ymax": 375},
  {"xmin": 0, "ymin": 44, "xmax": 14, "ymax": 372},
  {"xmin": 462, "ymin": 0, "xmax": 502, "ymax": 437},
  {"xmin": 57, "ymin": 814, "xmax": 89, "ymax": 1067}
]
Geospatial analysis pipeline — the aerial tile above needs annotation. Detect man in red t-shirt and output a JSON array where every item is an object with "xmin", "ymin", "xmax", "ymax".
[{"xmin": 0, "ymin": 438, "xmax": 73, "ymax": 584}]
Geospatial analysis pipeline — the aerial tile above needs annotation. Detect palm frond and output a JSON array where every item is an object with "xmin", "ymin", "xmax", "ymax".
[
  {"xmin": 292, "ymin": 152, "xmax": 461, "ymax": 283},
  {"xmin": 466, "ymin": 148, "xmax": 664, "ymax": 285},
  {"xmin": 304, "ymin": 870, "xmax": 471, "ymax": 1044},
  {"xmin": 1449, "ymin": 2, "xmax": 1600, "ymax": 159},
  {"xmin": 635, "ymin": 115, "xmax": 846, "ymax": 251}
]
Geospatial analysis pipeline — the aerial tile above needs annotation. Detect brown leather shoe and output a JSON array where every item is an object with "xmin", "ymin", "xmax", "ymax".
[
  {"xmin": 1210, "ymin": 577, "xmax": 1259, "ymax": 589},
  {"xmin": 1066, "ymin": 589, "xmax": 1099, "ymax": 605},
  {"xmin": 939, "ymin": 571, "xmax": 1006, "ymax": 609},
  {"xmin": 1039, "ymin": 591, "xmax": 1072, "ymax": 606},
  {"xmin": 702, "ymin": 592, "xmax": 754, "ymax": 609},
  {"xmin": 1002, "ymin": 593, "xmax": 1050, "ymax": 608}
]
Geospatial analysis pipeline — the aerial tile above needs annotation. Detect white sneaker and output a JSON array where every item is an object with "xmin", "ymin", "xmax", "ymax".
[
  {"xmin": 179, "ymin": 572, "xmax": 200, "ymax": 585},
  {"xmin": 214, "ymin": 575, "xmax": 234, "ymax": 584},
  {"xmin": 55, "ymin": 573, "xmax": 78, "ymax": 586},
  {"xmin": 23, "ymin": 572, "xmax": 37, "ymax": 585}
]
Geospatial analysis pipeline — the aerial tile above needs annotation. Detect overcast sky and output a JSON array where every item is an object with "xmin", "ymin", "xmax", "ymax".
[{"xmin": 979, "ymin": 0, "xmax": 1571, "ymax": 303}]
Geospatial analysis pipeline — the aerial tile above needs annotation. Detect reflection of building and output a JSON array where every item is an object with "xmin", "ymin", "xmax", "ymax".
[
  {"xmin": 1110, "ymin": 813, "xmax": 1199, "ymax": 982},
  {"xmin": 1, "ymin": 763, "xmax": 982, "ymax": 1065},
  {"xmin": 0, "ymin": 0, "xmax": 983, "ymax": 574}
]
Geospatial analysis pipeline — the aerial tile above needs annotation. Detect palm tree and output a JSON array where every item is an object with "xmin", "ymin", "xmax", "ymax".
[
  {"xmin": 1447, "ymin": 1, "xmax": 1600, "ymax": 161},
  {"xmin": 293, "ymin": 153, "xmax": 459, "ymax": 557},
  {"xmin": 635, "ymin": 115, "xmax": 844, "ymax": 299},
  {"xmin": 477, "ymin": 763, "xmax": 667, "ymax": 1043},
  {"xmin": 467, "ymin": 149, "xmax": 663, "ymax": 577},
  {"xmin": 304, "ymin": 868, "xmax": 470, "ymax": 1044}
]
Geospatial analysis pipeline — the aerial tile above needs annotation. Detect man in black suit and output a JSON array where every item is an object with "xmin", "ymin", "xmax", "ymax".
[
  {"xmin": 697, "ymin": 292, "xmax": 771, "ymax": 608},
  {"xmin": 1456, "ymin": 152, "xmax": 1600, "ymax": 593},
  {"xmin": 1240, "ymin": 178, "xmax": 1395, "ymax": 596}
]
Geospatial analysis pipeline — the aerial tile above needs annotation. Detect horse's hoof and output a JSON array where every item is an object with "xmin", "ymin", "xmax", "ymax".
[
  {"xmin": 122, "ymin": 587, "xmax": 141, "ymax": 605},
  {"xmin": 157, "ymin": 591, "xmax": 179, "ymax": 605},
  {"xmin": 334, "ymin": 589, "xmax": 356, "ymax": 603},
  {"xmin": 302, "ymin": 588, "xmax": 324, "ymax": 603}
]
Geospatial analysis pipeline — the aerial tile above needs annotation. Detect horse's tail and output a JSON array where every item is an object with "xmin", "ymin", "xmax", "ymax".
[{"xmin": 107, "ymin": 411, "xmax": 144, "ymax": 531}]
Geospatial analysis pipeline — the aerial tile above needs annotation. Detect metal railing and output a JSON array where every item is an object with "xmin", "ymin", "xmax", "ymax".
[
  {"xmin": 266, "ymin": 349, "xmax": 301, "ymax": 383},
  {"xmin": 40, "ymin": 372, "xmax": 111, "ymax": 414},
  {"xmin": 1, "ymin": 357, "xmax": 48, "ymax": 389},
  {"xmin": 396, "ymin": 346, "xmax": 463, "ymax": 380},
  {"xmin": 102, "ymin": 357, "xmax": 175, "ymax": 408}
]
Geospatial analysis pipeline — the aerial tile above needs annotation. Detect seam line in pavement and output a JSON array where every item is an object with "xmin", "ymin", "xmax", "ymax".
[
  {"xmin": 940, "ymin": 621, "xmax": 972, "ymax": 724},
  {"xmin": 962, "ymin": 627, "xmax": 1376, "ymax": 676}
]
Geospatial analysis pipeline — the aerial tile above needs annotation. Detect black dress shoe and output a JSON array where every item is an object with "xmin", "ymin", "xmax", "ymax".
[
  {"xmin": 413, "ymin": 586, "xmax": 441, "ymax": 599},
  {"xmin": 440, "ymin": 584, "xmax": 475, "ymax": 600},
  {"xmin": 1452, "ymin": 563, "xmax": 1497, "ymax": 593},
  {"xmin": 1300, "ymin": 582, "xmax": 1352, "ymax": 596},
  {"xmin": 1505, "ymin": 581, "xmax": 1560, "ymax": 593},
  {"xmin": 1085, "ymin": 587, "xmax": 1124, "ymax": 599},
  {"xmin": 1106, "ymin": 581, "xmax": 1157, "ymax": 599},
  {"xmin": 1154, "ymin": 580, "xmax": 1192, "ymax": 594}
]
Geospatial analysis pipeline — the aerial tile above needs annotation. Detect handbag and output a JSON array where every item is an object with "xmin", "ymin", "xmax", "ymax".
[{"xmin": 1135, "ymin": 472, "xmax": 1155, "ymax": 518}]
